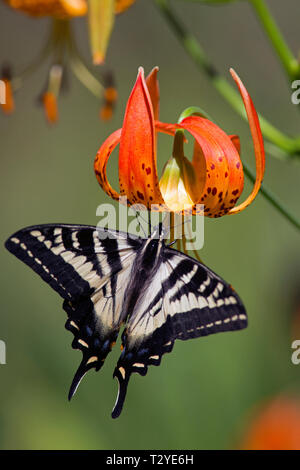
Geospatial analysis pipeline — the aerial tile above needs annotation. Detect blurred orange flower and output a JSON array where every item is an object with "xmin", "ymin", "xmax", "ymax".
[
  {"xmin": 0, "ymin": 70, "xmax": 15, "ymax": 114},
  {"xmin": 2, "ymin": 0, "xmax": 137, "ymax": 123},
  {"xmin": 94, "ymin": 67, "xmax": 265, "ymax": 216},
  {"xmin": 4, "ymin": 0, "xmax": 87, "ymax": 17},
  {"xmin": 241, "ymin": 396, "xmax": 300, "ymax": 450}
]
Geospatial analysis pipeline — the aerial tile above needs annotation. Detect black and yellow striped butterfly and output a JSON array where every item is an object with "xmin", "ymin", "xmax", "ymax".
[{"xmin": 5, "ymin": 223, "xmax": 247, "ymax": 418}]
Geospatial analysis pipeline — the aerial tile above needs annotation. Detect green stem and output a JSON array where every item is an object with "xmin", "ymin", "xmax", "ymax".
[
  {"xmin": 250, "ymin": 0, "xmax": 300, "ymax": 82},
  {"xmin": 154, "ymin": 0, "xmax": 300, "ymax": 156},
  {"xmin": 243, "ymin": 162, "xmax": 300, "ymax": 230}
]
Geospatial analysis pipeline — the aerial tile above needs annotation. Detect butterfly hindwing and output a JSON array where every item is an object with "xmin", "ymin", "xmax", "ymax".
[
  {"xmin": 112, "ymin": 246, "xmax": 247, "ymax": 418},
  {"xmin": 5, "ymin": 224, "xmax": 142, "ymax": 396}
]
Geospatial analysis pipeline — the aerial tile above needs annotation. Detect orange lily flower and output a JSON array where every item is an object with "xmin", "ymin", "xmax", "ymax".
[
  {"xmin": 240, "ymin": 396, "xmax": 300, "ymax": 450},
  {"xmin": 2, "ymin": 0, "xmax": 137, "ymax": 122},
  {"xmin": 94, "ymin": 67, "xmax": 265, "ymax": 217}
]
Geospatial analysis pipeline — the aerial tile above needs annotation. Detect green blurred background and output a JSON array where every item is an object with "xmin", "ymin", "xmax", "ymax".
[{"xmin": 0, "ymin": 0, "xmax": 300, "ymax": 450}]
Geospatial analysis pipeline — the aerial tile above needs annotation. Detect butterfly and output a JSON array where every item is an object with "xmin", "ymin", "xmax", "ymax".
[{"xmin": 5, "ymin": 222, "xmax": 247, "ymax": 418}]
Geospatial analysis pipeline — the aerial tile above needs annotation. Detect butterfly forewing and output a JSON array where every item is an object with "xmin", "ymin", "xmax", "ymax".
[{"xmin": 5, "ymin": 224, "xmax": 141, "ymax": 396}]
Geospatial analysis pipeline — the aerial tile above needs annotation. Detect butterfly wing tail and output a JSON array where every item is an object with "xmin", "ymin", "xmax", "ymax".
[
  {"xmin": 68, "ymin": 358, "xmax": 97, "ymax": 400},
  {"xmin": 111, "ymin": 366, "xmax": 131, "ymax": 419}
]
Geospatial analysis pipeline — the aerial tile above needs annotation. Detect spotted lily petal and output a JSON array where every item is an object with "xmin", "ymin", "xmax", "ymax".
[
  {"xmin": 228, "ymin": 68, "xmax": 265, "ymax": 214},
  {"xmin": 94, "ymin": 128, "xmax": 122, "ymax": 201},
  {"xmin": 118, "ymin": 67, "xmax": 164, "ymax": 207},
  {"xmin": 179, "ymin": 116, "xmax": 244, "ymax": 216}
]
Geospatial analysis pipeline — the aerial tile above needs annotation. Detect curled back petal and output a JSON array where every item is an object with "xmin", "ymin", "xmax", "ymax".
[
  {"xmin": 118, "ymin": 67, "xmax": 164, "ymax": 208},
  {"xmin": 94, "ymin": 128, "xmax": 122, "ymax": 201},
  {"xmin": 228, "ymin": 69, "xmax": 265, "ymax": 215},
  {"xmin": 146, "ymin": 67, "xmax": 160, "ymax": 121},
  {"xmin": 179, "ymin": 116, "xmax": 243, "ymax": 217}
]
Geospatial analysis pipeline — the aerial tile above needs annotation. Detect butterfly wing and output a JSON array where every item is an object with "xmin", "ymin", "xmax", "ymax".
[
  {"xmin": 112, "ymin": 246, "xmax": 247, "ymax": 418},
  {"xmin": 5, "ymin": 224, "xmax": 142, "ymax": 397}
]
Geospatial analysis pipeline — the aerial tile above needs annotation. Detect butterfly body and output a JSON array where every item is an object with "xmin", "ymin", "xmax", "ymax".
[{"xmin": 5, "ymin": 223, "xmax": 247, "ymax": 418}]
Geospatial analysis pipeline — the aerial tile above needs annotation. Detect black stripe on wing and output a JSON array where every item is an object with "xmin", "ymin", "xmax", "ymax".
[
  {"xmin": 5, "ymin": 224, "xmax": 141, "ymax": 301},
  {"xmin": 111, "ymin": 247, "xmax": 247, "ymax": 418},
  {"xmin": 5, "ymin": 224, "xmax": 142, "ymax": 399}
]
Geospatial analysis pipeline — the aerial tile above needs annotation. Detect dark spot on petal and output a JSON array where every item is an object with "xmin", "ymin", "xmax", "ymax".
[
  {"xmin": 211, "ymin": 164, "xmax": 215, "ymax": 170},
  {"xmin": 137, "ymin": 191, "xmax": 144, "ymax": 200},
  {"xmin": 236, "ymin": 162, "xmax": 241, "ymax": 169},
  {"xmin": 207, "ymin": 187, "xmax": 211, "ymax": 194},
  {"xmin": 142, "ymin": 163, "xmax": 145, "ymax": 170},
  {"xmin": 212, "ymin": 187, "xmax": 217, "ymax": 196},
  {"xmin": 232, "ymin": 189, "xmax": 239, "ymax": 196},
  {"xmin": 146, "ymin": 167, "xmax": 151, "ymax": 175},
  {"xmin": 225, "ymin": 172, "xmax": 228, "ymax": 178}
]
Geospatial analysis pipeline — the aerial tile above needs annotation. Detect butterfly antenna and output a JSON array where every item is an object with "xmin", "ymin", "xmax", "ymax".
[{"xmin": 111, "ymin": 366, "xmax": 130, "ymax": 419}]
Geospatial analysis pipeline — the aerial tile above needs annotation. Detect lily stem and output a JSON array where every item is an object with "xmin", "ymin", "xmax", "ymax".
[
  {"xmin": 250, "ymin": 0, "xmax": 300, "ymax": 82},
  {"xmin": 243, "ymin": 163, "xmax": 300, "ymax": 230},
  {"xmin": 154, "ymin": 0, "xmax": 300, "ymax": 156}
]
